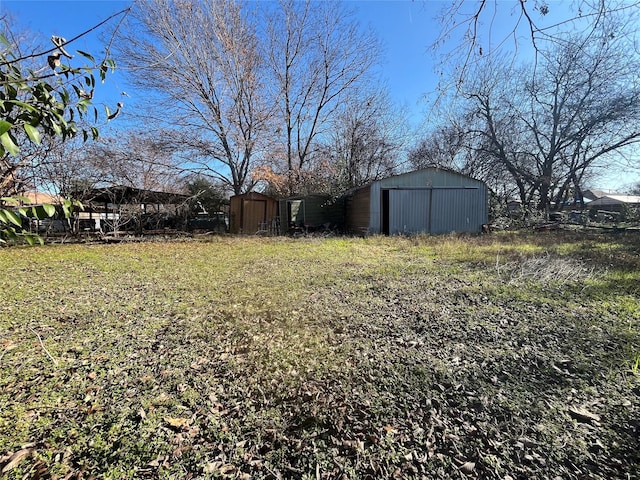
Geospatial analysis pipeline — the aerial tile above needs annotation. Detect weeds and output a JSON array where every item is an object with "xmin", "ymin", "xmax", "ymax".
[{"xmin": 0, "ymin": 232, "xmax": 638, "ymax": 478}]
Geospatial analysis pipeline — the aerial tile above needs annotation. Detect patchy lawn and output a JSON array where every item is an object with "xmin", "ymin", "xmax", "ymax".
[{"xmin": 0, "ymin": 232, "xmax": 638, "ymax": 479}]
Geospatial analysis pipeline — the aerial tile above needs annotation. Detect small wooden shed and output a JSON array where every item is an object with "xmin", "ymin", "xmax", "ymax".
[
  {"xmin": 345, "ymin": 168, "xmax": 488, "ymax": 235},
  {"xmin": 279, "ymin": 194, "xmax": 344, "ymax": 234},
  {"xmin": 229, "ymin": 192, "xmax": 278, "ymax": 234}
]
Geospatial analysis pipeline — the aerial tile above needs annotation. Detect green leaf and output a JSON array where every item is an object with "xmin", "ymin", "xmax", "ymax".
[
  {"xmin": 42, "ymin": 203, "xmax": 56, "ymax": 217},
  {"xmin": 0, "ymin": 210, "xmax": 7, "ymax": 223},
  {"xmin": 4, "ymin": 226, "xmax": 18, "ymax": 240},
  {"xmin": 7, "ymin": 100, "xmax": 39, "ymax": 113},
  {"xmin": 77, "ymin": 50, "xmax": 95, "ymax": 62},
  {"xmin": 0, "ymin": 132, "xmax": 19, "ymax": 156},
  {"xmin": 51, "ymin": 121, "xmax": 62, "ymax": 136},
  {"xmin": 6, "ymin": 84, "xmax": 17, "ymax": 99},
  {"xmin": 33, "ymin": 206, "xmax": 46, "ymax": 220},
  {"xmin": 106, "ymin": 105, "xmax": 120, "ymax": 121},
  {"xmin": 0, "ymin": 120, "xmax": 11, "ymax": 136},
  {"xmin": 3, "ymin": 209, "xmax": 22, "ymax": 227},
  {"xmin": 24, "ymin": 234, "xmax": 36, "ymax": 246},
  {"xmin": 60, "ymin": 88, "xmax": 70, "ymax": 105},
  {"xmin": 24, "ymin": 124, "xmax": 41, "ymax": 145},
  {"xmin": 1, "ymin": 197, "xmax": 21, "ymax": 205}
]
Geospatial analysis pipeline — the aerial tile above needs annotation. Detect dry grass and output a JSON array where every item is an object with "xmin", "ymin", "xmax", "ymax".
[{"xmin": 0, "ymin": 232, "xmax": 638, "ymax": 479}]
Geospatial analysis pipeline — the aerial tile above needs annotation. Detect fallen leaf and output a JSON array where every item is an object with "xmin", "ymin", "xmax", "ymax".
[
  {"xmin": 220, "ymin": 463, "xmax": 236, "ymax": 474},
  {"xmin": 165, "ymin": 417, "xmax": 190, "ymax": 429},
  {"xmin": 383, "ymin": 425, "xmax": 398, "ymax": 434},
  {"xmin": 1, "ymin": 448, "xmax": 34, "ymax": 473},
  {"xmin": 568, "ymin": 406, "xmax": 601, "ymax": 423},
  {"xmin": 459, "ymin": 461, "xmax": 475, "ymax": 474}
]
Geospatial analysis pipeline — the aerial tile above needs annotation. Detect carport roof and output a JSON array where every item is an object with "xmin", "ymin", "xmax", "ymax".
[{"xmin": 74, "ymin": 186, "xmax": 189, "ymax": 205}]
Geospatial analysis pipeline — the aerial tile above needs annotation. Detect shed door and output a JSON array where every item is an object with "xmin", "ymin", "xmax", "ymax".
[
  {"xmin": 287, "ymin": 200, "xmax": 305, "ymax": 227},
  {"xmin": 242, "ymin": 199, "xmax": 266, "ymax": 234},
  {"xmin": 430, "ymin": 189, "xmax": 476, "ymax": 234},
  {"xmin": 388, "ymin": 189, "xmax": 431, "ymax": 234}
]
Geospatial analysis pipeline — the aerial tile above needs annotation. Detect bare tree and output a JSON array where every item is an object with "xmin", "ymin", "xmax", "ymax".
[
  {"xmin": 409, "ymin": 120, "xmax": 520, "ymax": 204},
  {"xmin": 431, "ymin": 0, "xmax": 640, "ymax": 89},
  {"xmin": 35, "ymin": 135, "xmax": 101, "ymax": 198},
  {"xmin": 457, "ymin": 23, "xmax": 640, "ymax": 212},
  {"xmin": 83, "ymin": 131, "xmax": 182, "ymax": 194},
  {"xmin": 115, "ymin": 0, "xmax": 268, "ymax": 195},
  {"xmin": 263, "ymin": 0, "xmax": 381, "ymax": 194},
  {"xmin": 325, "ymin": 89, "xmax": 408, "ymax": 192},
  {"xmin": 409, "ymin": 124, "xmax": 469, "ymax": 172}
]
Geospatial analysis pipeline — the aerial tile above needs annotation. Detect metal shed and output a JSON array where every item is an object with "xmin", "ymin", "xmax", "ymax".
[
  {"xmin": 345, "ymin": 168, "xmax": 488, "ymax": 235},
  {"xmin": 229, "ymin": 192, "xmax": 279, "ymax": 234},
  {"xmin": 279, "ymin": 194, "xmax": 344, "ymax": 234}
]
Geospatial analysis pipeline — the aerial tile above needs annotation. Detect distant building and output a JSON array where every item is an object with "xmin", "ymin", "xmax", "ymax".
[
  {"xmin": 588, "ymin": 194, "xmax": 640, "ymax": 210},
  {"xmin": 582, "ymin": 189, "xmax": 611, "ymax": 202},
  {"xmin": 19, "ymin": 191, "xmax": 63, "ymax": 205},
  {"xmin": 345, "ymin": 168, "xmax": 488, "ymax": 235},
  {"xmin": 73, "ymin": 185, "xmax": 189, "ymax": 233}
]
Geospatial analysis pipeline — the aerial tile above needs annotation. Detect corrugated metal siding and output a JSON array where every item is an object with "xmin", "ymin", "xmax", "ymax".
[
  {"xmin": 378, "ymin": 168, "xmax": 484, "ymax": 189},
  {"xmin": 388, "ymin": 189, "xmax": 430, "ymax": 234},
  {"xmin": 369, "ymin": 182, "xmax": 381, "ymax": 232},
  {"xmin": 366, "ymin": 168, "xmax": 488, "ymax": 234},
  {"xmin": 305, "ymin": 196, "xmax": 343, "ymax": 227},
  {"xmin": 430, "ymin": 187, "xmax": 486, "ymax": 234}
]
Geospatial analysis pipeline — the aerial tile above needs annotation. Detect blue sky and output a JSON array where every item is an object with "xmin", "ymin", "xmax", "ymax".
[
  {"xmin": 2, "ymin": 0, "xmax": 441, "ymax": 125},
  {"xmin": 2, "ymin": 0, "xmax": 637, "ymax": 190}
]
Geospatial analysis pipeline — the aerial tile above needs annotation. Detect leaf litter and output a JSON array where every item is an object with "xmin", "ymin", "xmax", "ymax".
[{"xmin": 0, "ymin": 233, "xmax": 638, "ymax": 478}]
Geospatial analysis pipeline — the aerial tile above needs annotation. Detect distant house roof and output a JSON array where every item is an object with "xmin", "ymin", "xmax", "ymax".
[
  {"xmin": 589, "ymin": 194, "xmax": 640, "ymax": 207},
  {"xmin": 582, "ymin": 189, "xmax": 610, "ymax": 201},
  {"xmin": 19, "ymin": 191, "xmax": 63, "ymax": 205}
]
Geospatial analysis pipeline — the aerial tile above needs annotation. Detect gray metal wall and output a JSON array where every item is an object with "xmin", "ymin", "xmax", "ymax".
[{"xmin": 368, "ymin": 168, "xmax": 488, "ymax": 234}]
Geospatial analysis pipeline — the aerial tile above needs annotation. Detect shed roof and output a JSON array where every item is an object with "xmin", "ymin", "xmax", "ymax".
[{"xmin": 375, "ymin": 167, "xmax": 486, "ymax": 189}]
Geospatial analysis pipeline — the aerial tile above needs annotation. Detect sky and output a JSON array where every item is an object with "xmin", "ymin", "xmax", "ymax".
[
  {"xmin": 1, "ymin": 0, "xmax": 638, "ymax": 191},
  {"xmin": 1, "ymin": 0, "xmax": 442, "ymax": 125}
]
